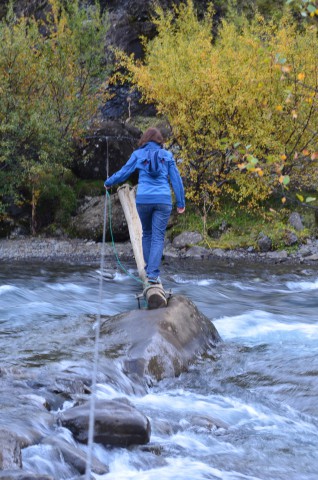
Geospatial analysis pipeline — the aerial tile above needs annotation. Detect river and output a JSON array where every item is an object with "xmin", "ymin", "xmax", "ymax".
[{"xmin": 0, "ymin": 260, "xmax": 318, "ymax": 480}]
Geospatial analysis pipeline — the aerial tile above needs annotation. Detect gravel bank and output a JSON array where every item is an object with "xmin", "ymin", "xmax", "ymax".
[
  {"xmin": 0, "ymin": 238, "xmax": 133, "ymax": 264},
  {"xmin": 1, "ymin": 237, "xmax": 318, "ymax": 266}
]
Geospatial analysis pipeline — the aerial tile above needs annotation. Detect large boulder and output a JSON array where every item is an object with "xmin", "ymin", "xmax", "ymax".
[
  {"xmin": 101, "ymin": 294, "xmax": 222, "ymax": 381},
  {"xmin": 59, "ymin": 398, "xmax": 151, "ymax": 447},
  {"xmin": 172, "ymin": 231, "xmax": 203, "ymax": 249},
  {"xmin": 71, "ymin": 193, "xmax": 129, "ymax": 242}
]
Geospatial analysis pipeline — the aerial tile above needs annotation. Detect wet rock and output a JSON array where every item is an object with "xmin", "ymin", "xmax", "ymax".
[
  {"xmin": 0, "ymin": 430, "xmax": 22, "ymax": 470},
  {"xmin": 101, "ymin": 295, "xmax": 222, "ymax": 381},
  {"xmin": 188, "ymin": 414, "xmax": 229, "ymax": 431},
  {"xmin": 71, "ymin": 193, "xmax": 129, "ymax": 242},
  {"xmin": 288, "ymin": 212, "xmax": 304, "ymax": 231},
  {"xmin": 257, "ymin": 233, "xmax": 272, "ymax": 252},
  {"xmin": 41, "ymin": 436, "xmax": 108, "ymax": 475},
  {"xmin": 0, "ymin": 407, "xmax": 55, "ymax": 449},
  {"xmin": 50, "ymin": 377, "xmax": 91, "ymax": 398},
  {"xmin": 172, "ymin": 231, "xmax": 203, "ymax": 248},
  {"xmin": 59, "ymin": 398, "xmax": 151, "ymax": 447},
  {"xmin": 184, "ymin": 246, "xmax": 211, "ymax": 259},
  {"xmin": 0, "ymin": 473, "xmax": 53, "ymax": 480}
]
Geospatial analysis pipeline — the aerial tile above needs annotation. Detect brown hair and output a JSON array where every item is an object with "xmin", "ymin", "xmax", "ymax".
[{"xmin": 138, "ymin": 127, "xmax": 164, "ymax": 147}]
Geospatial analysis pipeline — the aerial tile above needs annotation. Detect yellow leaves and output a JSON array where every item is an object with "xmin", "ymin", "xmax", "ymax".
[
  {"xmin": 281, "ymin": 197, "xmax": 287, "ymax": 204},
  {"xmin": 237, "ymin": 163, "xmax": 246, "ymax": 170},
  {"xmin": 255, "ymin": 167, "xmax": 264, "ymax": 177},
  {"xmin": 281, "ymin": 65, "xmax": 292, "ymax": 73},
  {"xmin": 121, "ymin": 1, "xmax": 318, "ymax": 210},
  {"xmin": 311, "ymin": 152, "xmax": 318, "ymax": 160}
]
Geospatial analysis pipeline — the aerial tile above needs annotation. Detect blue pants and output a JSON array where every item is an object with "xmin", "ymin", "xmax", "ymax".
[{"xmin": 136, "ymin": 203, "xmax": 172, "ymax": 279}]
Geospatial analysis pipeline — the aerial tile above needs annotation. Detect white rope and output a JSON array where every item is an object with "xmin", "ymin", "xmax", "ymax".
[{"xmin": 85, "ymin": 190, "xmax": 108, "ymax": 480}]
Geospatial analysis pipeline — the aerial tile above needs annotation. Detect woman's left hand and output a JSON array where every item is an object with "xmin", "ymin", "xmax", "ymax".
[{"xmin": 177, "ymin": 207, "xmax": 185, "ymax": 214}]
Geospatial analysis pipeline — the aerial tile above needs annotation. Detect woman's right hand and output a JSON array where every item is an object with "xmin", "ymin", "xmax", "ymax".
[{"xmin": 177, "ymin": 207, "xmax": 185, "ymax": 214}]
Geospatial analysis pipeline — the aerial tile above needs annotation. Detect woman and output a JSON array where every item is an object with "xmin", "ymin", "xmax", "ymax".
[{"xmin": 104, "ymin": 127, "xmax": 185, "ymax": 284}]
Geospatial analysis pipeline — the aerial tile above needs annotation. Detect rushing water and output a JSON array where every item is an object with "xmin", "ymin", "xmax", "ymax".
[{"xmin": 1, "ymin": 260, "xmax": 318, "ymax": 480}]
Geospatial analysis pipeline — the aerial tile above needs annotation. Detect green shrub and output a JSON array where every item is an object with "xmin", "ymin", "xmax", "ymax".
[{"xmin": 0, "ymin": 0, "xmax": 110, "ymax": 233}]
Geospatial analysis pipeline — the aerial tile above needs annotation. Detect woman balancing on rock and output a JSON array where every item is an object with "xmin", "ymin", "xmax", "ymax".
[{"xmin": 104, "ymin": 127, "xmax": 185, "ymax": 285}]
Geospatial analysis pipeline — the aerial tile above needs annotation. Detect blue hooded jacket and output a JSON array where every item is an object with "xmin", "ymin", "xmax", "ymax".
[{"xmin": 104, "ymin": 141, "xmax": 185, "ymax": 208}]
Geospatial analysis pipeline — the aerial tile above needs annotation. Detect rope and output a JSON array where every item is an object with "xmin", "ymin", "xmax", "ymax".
[
  {"xmin": 84, "ymin": 190, "xmax": 108, "ymax": 480},
  {"xmin": 84, "ymin": 195, "xmax": 144, "ymax": 477},
  {"xmin": 85, "ymin": 139, "xmax": 144, "ymax": 478}
]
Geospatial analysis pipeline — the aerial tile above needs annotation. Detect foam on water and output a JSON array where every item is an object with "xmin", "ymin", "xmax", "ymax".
[
  {"xmin": 98, "ymin": 456, "xmax": 263, "ymax": 480},
  {"xmin": 47, "ymin": 282, "xmax": 88, "ymax": 293},
  {"xmin": 286, "ymin": 278, "xmax": 318, "ymax": 291},
  {"xmin": 171, "ymin": 274, "xmax": 215, "ymax": 286},
  {"xmin": 0, "ymin": 285, "xmax": 18, "ymax": 295},
  {"xmin": 213, "ymin": 310, "xmax": 318, "ymax": 341},
  {"xmin": 133, "ymin": 389, "xmax": 317, "ymax": 433}
]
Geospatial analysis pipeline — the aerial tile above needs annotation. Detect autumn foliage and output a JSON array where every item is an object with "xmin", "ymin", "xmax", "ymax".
[
  {"xmin": 0, "ymin": 0, "xmax": 109, "ymax": 232},
  {"xmin": 118, "ymin": 0, "xmax": 318, "ymax": 214}
]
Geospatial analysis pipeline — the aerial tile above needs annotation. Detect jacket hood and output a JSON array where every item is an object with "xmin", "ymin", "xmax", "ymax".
[{"xmin": 143, "ymin": 150, "xmax": 165, "ymax": 178}]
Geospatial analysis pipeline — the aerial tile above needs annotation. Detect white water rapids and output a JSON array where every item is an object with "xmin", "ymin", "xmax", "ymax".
[{"xmin": 0, "ymin": 260, "xmax": 318, "ymax": 480}]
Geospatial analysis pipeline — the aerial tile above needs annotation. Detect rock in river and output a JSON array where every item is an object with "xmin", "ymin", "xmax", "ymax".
[
  {"xmin": 59, "ymin": 398, "xmax": 151, "ymax": 447},
  {"xmin": 101, "ymin": 294, "xmax": 222, "ymax": 381}
]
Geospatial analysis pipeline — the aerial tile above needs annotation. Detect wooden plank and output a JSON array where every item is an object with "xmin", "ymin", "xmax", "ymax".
[
  {"xmin": 117, "ymin": 184, "xmax": 169, "ymax": 309},
  {"xmin": 117, "ymin": 184, "xmax": 146, "ymax": 283}
]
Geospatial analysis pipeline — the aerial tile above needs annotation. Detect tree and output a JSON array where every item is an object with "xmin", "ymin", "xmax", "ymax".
[
  {"xmin": 0, "ymin": 0, "xmax": 110, "ymax": 233},
  {"xmin": 117, "ymin": 0, "xmax": 318, "ymax": 222}
]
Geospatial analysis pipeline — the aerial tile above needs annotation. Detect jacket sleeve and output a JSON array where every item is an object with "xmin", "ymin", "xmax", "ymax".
[
  {"xmin": 104, "ymin": 153, "xmax": 138, "ymax": 187},
  {"xmin": 168, "ymin": 157, "xmax": 185, "ymax": 208}
]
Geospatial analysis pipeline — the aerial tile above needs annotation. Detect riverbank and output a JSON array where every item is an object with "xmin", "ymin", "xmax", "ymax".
[{"xmin": 1, "ymin": 236, "xmax": 318, "ymax": 265}]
